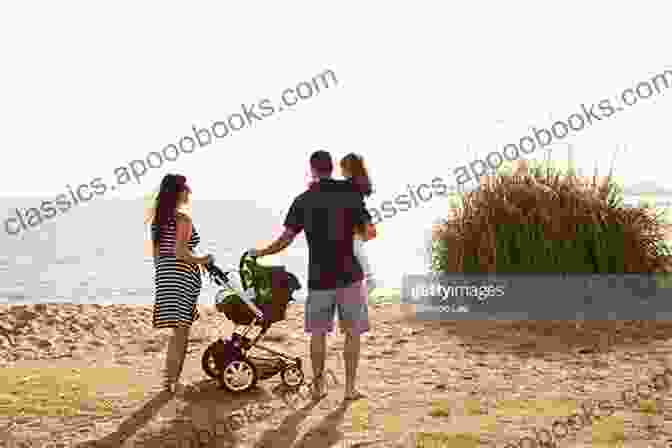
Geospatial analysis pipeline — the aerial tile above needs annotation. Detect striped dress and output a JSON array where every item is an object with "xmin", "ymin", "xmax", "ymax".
[{"xmin": 152, "ymin": 215, "xmax": 202, "ymax": 328}]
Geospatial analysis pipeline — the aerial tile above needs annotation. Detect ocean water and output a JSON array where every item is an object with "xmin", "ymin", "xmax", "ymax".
[
  {"xmin": 0, "ymin": 198, "xmax": 429, "ymax": 305},
  {"xmin": 1, "ymin": 195, "xmax": 667, "ymax": 306},
  {"xmin": 622, "ymin": 194, "xmax": 672, "ymax": 210}
]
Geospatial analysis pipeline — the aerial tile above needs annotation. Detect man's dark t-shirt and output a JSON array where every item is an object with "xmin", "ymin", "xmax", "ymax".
[{"xmin": 284, "ymin": 178, "xmax": 370, "ymax": 290}]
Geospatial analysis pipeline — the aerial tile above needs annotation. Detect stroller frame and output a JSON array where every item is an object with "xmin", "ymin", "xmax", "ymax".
[{"xmin": 202, "ymin": 251, "xmax": 305, "ymax": 392}]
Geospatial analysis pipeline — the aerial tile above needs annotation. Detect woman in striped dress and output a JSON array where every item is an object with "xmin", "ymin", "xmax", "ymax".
[{"xmin": 151, "ymin": 174, "xmax": 214, "ymax": 393}]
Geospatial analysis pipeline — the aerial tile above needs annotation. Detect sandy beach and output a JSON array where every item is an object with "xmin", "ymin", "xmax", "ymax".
[{"xmin": 2, "ymin": 301, "xmax": 672, "ymax": 447}]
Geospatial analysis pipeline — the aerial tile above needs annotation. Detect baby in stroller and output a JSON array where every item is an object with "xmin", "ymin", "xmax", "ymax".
[{"xmin": 201, "ymin": 251, "xmax": 305, "ymax": 392}]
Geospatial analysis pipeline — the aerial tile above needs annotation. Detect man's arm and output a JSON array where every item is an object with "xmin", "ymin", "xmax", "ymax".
[
  {"xmin": 256, "ymin": 227, "xmax": 297, "ymax": 257},
  {"xmin": 352, "ymin": 189, "xmax": 373, "ymax": 236},
  {"xmin": 255, "ymin": 197, "xmax": 304, "ymax": 257}
]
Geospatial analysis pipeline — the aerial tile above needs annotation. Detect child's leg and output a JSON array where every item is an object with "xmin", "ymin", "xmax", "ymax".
[{"xmin": 353, "ymin": 236, "xmax": 376, "ymax": 293}]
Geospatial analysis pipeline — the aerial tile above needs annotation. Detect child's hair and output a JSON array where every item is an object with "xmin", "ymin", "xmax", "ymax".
[{"xmin": 340, "ymin": 153, "xmax": 373, "ymax": 197}]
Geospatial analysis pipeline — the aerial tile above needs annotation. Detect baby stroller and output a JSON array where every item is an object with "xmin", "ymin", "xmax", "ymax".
[{"xmin": 201, "ymin": 251, "xmax": 305, "ymax": 392}]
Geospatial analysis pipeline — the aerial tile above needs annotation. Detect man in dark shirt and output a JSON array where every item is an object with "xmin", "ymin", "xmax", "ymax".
[{"xmin": 249, "ymin": 150, "xmax": 370, "ymax": 401}]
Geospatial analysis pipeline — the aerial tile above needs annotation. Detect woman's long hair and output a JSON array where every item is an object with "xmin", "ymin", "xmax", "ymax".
[
  {"xmin": 151, "ymin": 174, "xmax": 190, "ymax": 246},
  {"xmin": 340, "ymin": 153, "xmax": 373, "ymax": 197}
]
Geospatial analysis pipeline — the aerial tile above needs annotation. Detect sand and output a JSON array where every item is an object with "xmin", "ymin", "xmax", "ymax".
[{"xmin": 2, "ymin": 302, "xmax": 672, "ymax": 447}]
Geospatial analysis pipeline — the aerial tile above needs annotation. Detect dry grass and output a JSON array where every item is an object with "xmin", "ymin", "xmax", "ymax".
[
  {"xmin": 433, "ymin": 155, "xmax": 672, "ymax": 274},
  {"xmin": 422, "ymin": 398, "xmax": 630, "ymax": 448},
  {"xmin": 415, "ymin": 432, "xmax": 482, "ymax": 448},
  {"xmin": 0, "ymin": 366, "xmax": 145, "ymax": 417}
]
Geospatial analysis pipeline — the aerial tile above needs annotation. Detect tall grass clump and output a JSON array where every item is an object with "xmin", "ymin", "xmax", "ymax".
[{"xmin": 432, "ymin": 151, "xmax": 672, "ymax": 275}]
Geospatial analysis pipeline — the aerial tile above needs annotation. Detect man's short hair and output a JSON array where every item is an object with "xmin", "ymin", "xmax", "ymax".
[{"xmin": 309, "ymin": 150, "xmax": 333, "ymax": 175}]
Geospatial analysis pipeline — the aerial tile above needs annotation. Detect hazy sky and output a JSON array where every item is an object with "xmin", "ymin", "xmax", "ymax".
[{"xmin": 1, "ymin": 1, "xmax": 671, "ymax": 238}]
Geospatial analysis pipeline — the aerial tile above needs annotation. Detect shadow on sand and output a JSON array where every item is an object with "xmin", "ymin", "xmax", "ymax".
[
  {"xmin": 73, "ymin": 378, "xmax": 277, "ymax": 447},
  {"xmin": 72, "ymin": 388, "xmax": 174, "ymax": 447},
  {"xmin": 253, "ymin": 399, "xmax": 386, "ymax": 448},
  {"xmin": 72, "ymin": 375, "xmax": 364, "ymax": 448}
]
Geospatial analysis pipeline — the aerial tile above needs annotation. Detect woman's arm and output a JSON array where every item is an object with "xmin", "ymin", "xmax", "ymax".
[{"xmin": 175, "ymin": 215, "xmax": 211, "ymax": 265}]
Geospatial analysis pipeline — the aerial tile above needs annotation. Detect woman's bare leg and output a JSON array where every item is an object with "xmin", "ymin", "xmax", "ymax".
[
  {"xmin": 163, "ymin": 325, "xmax": 190, "ymax": 389},
  {"xmin": 175, "ymin": 324, "xmax": 190, "ymax": 381}
]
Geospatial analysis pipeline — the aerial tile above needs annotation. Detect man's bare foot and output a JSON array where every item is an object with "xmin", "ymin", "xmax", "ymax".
[
  {"xmin": 344, "ymin": 390, "xmax": 366, "ymax": 401},
  {"xmin": 311, "ymin": 374, "xmax": 328, "ymax": 401}
]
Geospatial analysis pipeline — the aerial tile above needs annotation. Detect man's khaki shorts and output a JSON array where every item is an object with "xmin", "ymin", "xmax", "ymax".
[{"xmin": 304, "ymin": 280, "xmax": 370, "ymax": 334}]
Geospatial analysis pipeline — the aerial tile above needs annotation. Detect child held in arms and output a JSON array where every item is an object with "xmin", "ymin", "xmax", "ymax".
[{"xmin": 339, "ymin": 153, "xmax": 378, "ymax": 294}]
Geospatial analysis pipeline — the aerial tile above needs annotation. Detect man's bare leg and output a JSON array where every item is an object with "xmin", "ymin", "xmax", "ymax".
[
  {"xmin": 310, "ymin": 332, "xmax": 328, "ymax": 399},
  {"xmin": 340, "ymin": 280, "xmax": 368, "ymax": 400},
  {"xmin": 343, "ymin": 328, "xmax": 362, "ymax": 399}
]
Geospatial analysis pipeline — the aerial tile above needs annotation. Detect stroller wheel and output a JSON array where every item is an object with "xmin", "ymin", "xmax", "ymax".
[
  {"xmin": 281, "ymin": 365, "xmax": 305, "ymax": 388},
  {"xmin": 220, "ymin": 358, "xmax": 258, "ymax": 393},
  {"xmin": 201, "ymin": 344, "xmax": 219, "ymax": 379}
]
